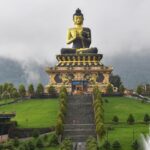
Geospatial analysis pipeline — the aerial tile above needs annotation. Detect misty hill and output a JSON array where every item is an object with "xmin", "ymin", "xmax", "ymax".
[
  {"xmin": 104, "ymin": 50, "xmax": 150, "ymax": 88},
  {"xmin": 0, "ymin": 57, "xmax": 48, "ymax": 87},
  {"xmin": 0, "ymin": 52, "xmax": 150, "ymax": 89}
]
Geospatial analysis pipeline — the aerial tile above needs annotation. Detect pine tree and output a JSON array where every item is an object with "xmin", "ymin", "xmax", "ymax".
[{"xmin": 28, "ymin": 84, "xmax": 34, "ymax": 96}]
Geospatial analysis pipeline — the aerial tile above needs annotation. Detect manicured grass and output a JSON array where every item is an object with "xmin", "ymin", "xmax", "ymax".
[
  {"xmin": 99, "ymin": 124, "xmax": 149, "ymax": 150},
  {"xmin": 0, "ymin": 98, "xmax": 15, "ymax": 105},
  {"xmin": 0, "ymin": 99, "xmax": 59, "ymax": 128},
  {"xmin": 100, "ymin": 96, "xmax": 150, "ymax": 150},
  {"xmin": 0, "ymin": 96, "xmax": 149, "ymax": 149},
  {"xmin": 103, "ymin": 97, "xmax": 150, "ymax": 123}
]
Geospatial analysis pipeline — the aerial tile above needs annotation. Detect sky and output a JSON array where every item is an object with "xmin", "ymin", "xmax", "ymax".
[
  {"xmin": 0, "ymin": 0, "xmax": 150, "ymax": 63},
  {"xmin": 0, "ymin": 0, "xmax": 150, "ymax": 88}
]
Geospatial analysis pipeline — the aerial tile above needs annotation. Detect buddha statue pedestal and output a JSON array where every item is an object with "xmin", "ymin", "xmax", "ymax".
[{"xmin": 45, "ymin": 52, "xmax": 113, "ymax": 94}]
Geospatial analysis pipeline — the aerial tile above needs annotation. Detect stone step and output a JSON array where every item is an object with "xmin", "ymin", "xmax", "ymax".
[
  {"xmin": 65, "ymin": 119, "xmax": 94, "ymax": 124},
  {"xmin": 64, "ymin": 135, "xmax": 96, "ymax": 142},
  {"xmin": 64, "ymin": 124, "xmax": 95, "ymax": 130},
  {"xmin": 67, "ymin": 102, "xmax": 92, "ymax": 105},
  {"xmin": 64, "ymin": 129, "xmax": 96, "ymax": 136},
  {"xmin": 63, "ymin": 94, "xmax": 96, "ymax": 142}
]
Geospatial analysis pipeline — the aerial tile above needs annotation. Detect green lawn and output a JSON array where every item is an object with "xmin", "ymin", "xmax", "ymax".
[
  {"xmin": 100, "ymin": 96, "xmax": 150, "ymax": 150},
  {"xmin": 0, "ymin": 96, "xmax": 149, "ymax": 149},
  {"xmin": 104, "ymin": 97, "xmax": 150, "ymax": 122},
  {"xmin": 0, "ymin": 98, "xmax": 15, "ymax": 105},
  {"xmin": 0, "ymin": 99, "xmax": 59, "ymax": 128},
  {"xmin": 99, "ymin": 124, "xmax": 149, "ymax": 150}
]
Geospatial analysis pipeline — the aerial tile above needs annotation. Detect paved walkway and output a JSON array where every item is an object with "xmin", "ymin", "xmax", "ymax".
[{"xmin": 0, "ymin": 135, "xmax": 8, "ymax": 143}]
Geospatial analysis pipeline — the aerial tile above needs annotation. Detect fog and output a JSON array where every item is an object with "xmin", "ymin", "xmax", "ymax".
[{"xmin": 0, "ymin": 0, "xmax": 150, "ymax": 88}]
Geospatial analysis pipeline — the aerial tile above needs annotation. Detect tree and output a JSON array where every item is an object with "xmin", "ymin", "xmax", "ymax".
[
  {"xmin": 112, "ymin": 141, "xmax": 121, "ymax": 150},
  {"xmin": 11, "ymin": 88, "xmax": 19, "ymax": 99},
  {"xmin": 112, "ymin": 116, "xmax": 119, "ymax": 124},
  {"xmin": 106, "ymin": 84, "xmax": 113, "ymax": 94},
  {"xmin": 1, "ymin": 91, "xmax": 10, "ymax": 100},
  {"xmin": 127, "ymin": 114, "xmax": 135, "ymax": 125},
  {"xmin": 56, "ymin": 118, "xmax": 64, "ymax": 135},
  {"xmin": 136, "ymin": 85, "xmax": 143, "ymax": 95},
  {"xmin": 7, "ymin": 83, "xmax": 14, "ymax": 93},
  {"xmin": 96, "ymin": 123, "xmax": 106, "ymax": 139},
  {"xmin": 103, "ymin": 140, "xmax": 111, "ymax": 150},
  {"xmin": 86, "ymin": 136, "xmax": 98, "ymax": 150},
  {"xmin": 109, "ymin": 74, "xmax": 122, "ymax": 88},
  {"xmin": 36, "ymin": 83, "xmax": 44, "ymax": 96},
  {"xmin": 143, "ymin": 113, "xmax": 150, "ymax": 124},
  {"xmin": 13, "ymin": 137, "xmax": 20, "ymax": 147},
  {"xmin": 2, "ymin": 82, "xmax": 9, "ymax": 92},
  {"xmin": 49, "ymin": 133, "xmax": 59, "ymax": 146},
  {"xmin": 36, "ymin": 138, "xmax": 44, "ymax": 148},
  {"xmin": 0, "ymin": 84, "xmax": 3, "ymax": 95},
  {"xmin": 32, "ymin": 129, "xmax": 39, "ymax": 138},
  {"xmin": 119, "ymin": 84, "xmax": 125, "ymax": 94},
  {"xmin": 28, "ymin": 84, "xmax": 34, "ymax": 96},
  {"xmin": 27, "ymin": 141, "xmax": 35, "ymax": 150},
  {"xmin": 19, "ymin": 84, "xmax": 26, "ymax": 98},
  {"xmin": 131, "ymin": 140, "xmax": 139, "ymax": 150},
  {"xmin": 47, "ymin": 86, "xmax": 57, "ymax": 96}
]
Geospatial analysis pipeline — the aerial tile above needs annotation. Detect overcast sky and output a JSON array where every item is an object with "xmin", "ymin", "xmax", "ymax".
[{"xmin": 0, "ymin": 0, "xmax": 150, "ymax": 65}]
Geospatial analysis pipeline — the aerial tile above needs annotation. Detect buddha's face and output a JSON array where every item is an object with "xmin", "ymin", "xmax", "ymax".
[{"xmin": 73, "ymin": 15, "xmax": 83, "ymax": 25}]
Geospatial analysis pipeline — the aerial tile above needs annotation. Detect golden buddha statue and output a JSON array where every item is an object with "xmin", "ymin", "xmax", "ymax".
[{"xmin": 61, "ymin": 8, "xmax": 98, "ymax": 54}]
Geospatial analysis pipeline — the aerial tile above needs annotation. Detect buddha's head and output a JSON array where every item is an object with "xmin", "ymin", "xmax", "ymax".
[{"xmin": 73, "ymin": 8, "xmax": 84, "ymax": 25}]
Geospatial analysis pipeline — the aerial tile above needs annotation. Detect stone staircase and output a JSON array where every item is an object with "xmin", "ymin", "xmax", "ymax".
[{"xmin": 63, "ymin": 94, "xmax": 96, "ymax": 143}]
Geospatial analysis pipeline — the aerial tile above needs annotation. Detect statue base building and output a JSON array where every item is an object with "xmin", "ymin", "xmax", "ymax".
[{"xmin": 45, "ymin": 53, "xmax": 113, "ymax": 94}]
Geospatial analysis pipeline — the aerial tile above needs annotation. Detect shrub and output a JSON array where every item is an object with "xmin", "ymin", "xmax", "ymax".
[
  {"xmin": 49, "ymin": 133, "xmax": 59, "ymax": 146},
  {"xmin": 103, "ymin": 140, "xmax": 111, "ymax": 150},
  {"xmin": 112, "ymin": 116, "xmax": 119, "ymax": 124},
  {"xmin": 18, "ymin": 145, "xmax": 25, "ymax": 150},
  {"xmin": 58, "ymin": 112, "xmax": 65, "ymax": 123},
  {"xmin": 96, "ymin": 123, "xmax": 106, "ymax": 139},
  {"xmin": 59, "ymin": 91, "xmax": 67, "ymax": 100},
  {"xmin": 60, "ymin": 138, "xmax": 73, "ymax": 150},
  {"xmin": 93, "ymin": 86, "xmax": 100, "ymax": 99},
  {"xmin": 32, "ymin": 129, "xmax": 39, "ymax": 138},
  {"xmin": 36, "ymin": 138, "xmax": 44, "ymax": 148},
  {"xmin": 86, "ymin": 136, "xmax": 98, "ymax": 150},
  {"xmin": 112, "ymin": 141, "xmax": 121, "ymax": 150},
  {"xmin": 0, "ymin": 144, "xmax": 3, "ymax": 150},
  {"xmin": 3, "ymin": 142, "xmax": 14, "ymax": 150},
  {"xmin": 107, "ymin": 126, "xmax": 115, "ymax": 131},
  {"xmin": 104, "ymin": 99, "xmax": 109, "ymax": 103},
  {"xmin": 23, "ymin": 143, "xmax": 29, "ymax": 150},
  {"xmin": 60, "ymin": 103, "xmax": 67, "ymax": 115},
  {"xmin": 60, "ymin": 98, "xmax": 67, "ymax": 107},
  {"xmin": 143, "ymin": 113, "xmax": 150, "ymax": 124},
  {"xmin": 127, "ymin": 114, "xmax": 135, "ymax": 125},
  {"xmin": 13, "ymin": 137, "xmax": 20, "ymax": 147},
  {"xmin": 27, "ymin": 141, "xmax": 35, "ymax": 150},
  {"xmin": 43, "ymin": 134, "xmax": 48, "ymax": 141},
  {"xmin": 56, "ymin": 118, "xmax": 64, "ymax": 135},
  {"xmin": 60, "ymin": 86, "xmax": 67, "ymax": 95}
]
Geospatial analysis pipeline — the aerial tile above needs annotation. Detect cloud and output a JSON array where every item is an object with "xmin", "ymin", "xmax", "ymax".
[{"xmin": 0, "ymin": 0, "xmax": 150, "ymax": 62}]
